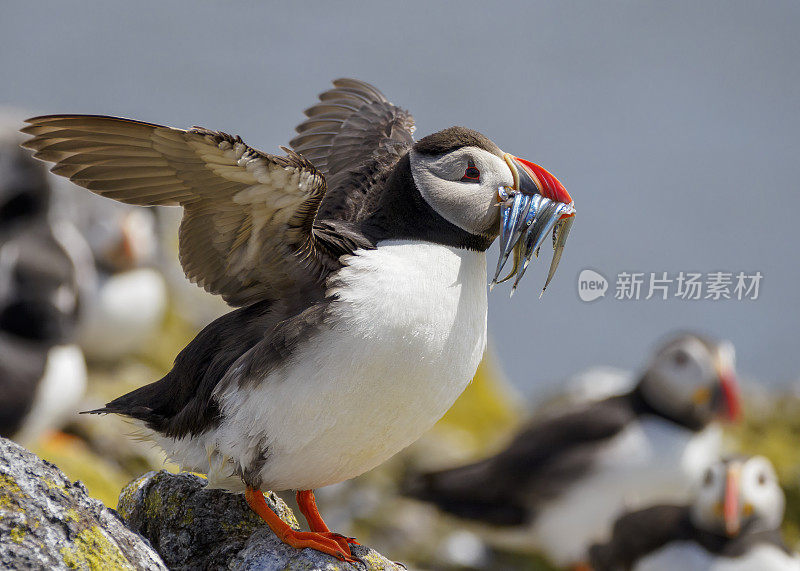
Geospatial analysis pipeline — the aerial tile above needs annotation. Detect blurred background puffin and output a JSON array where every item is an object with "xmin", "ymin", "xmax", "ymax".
[
  {"xmin": 56, "ymin": 188, "xmax": 167, "ymax": 363},
  {"xmin": 405, "ymin": 333, "xmax": 742, "ymax": 567},
  {"xmin": 0, "ymin": 113, "xmax": 90, "ymax": 444},
  {"xmin": 590, "ymin": 455, "xmax": 800, "ymax": 570}
]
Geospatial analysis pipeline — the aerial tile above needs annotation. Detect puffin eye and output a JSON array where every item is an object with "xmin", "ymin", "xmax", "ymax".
[
  {"xmin": 703, "ymin": 469, "xmax": 714, "ymax": 486},
  {"xmin": 758, "ymin": 472, "xmax": 767, "ymax": 485},
  {"xmin": 673, "ymin": 349, "xmax": 690, "ymax": 367},
  {"xmin": 461, "ymin": 160, "xmax": 480, "ymax": 182}
]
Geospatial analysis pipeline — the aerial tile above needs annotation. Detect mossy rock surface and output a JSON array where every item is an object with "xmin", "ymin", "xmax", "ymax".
[
  {"xmin": 118, "ymin": 470, "xmax": 403, "ymax": 570},
  {"xmin": 0, "ymin": 437, "xmax": 166, "ymax": 570}
]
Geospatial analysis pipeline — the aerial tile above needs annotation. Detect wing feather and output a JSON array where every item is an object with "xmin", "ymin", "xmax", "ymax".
[
  {"xmin": 21, "ymin": 114, "xmax": 330, "ymax": 306},
  {"xmin": 290, "ymin": 78, "xmax": 416, "ymax": 221}
]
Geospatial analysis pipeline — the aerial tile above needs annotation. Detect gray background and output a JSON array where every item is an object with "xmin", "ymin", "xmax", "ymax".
[{"xmin": 2, "ymin": 1, "xmax": 798, "ymax": 395}]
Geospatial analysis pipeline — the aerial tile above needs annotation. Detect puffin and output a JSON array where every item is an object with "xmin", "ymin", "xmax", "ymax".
[
  {"xmin": 0, "ymin": 127, "xmax": 89, "ymax": 443},
  {"xmin": 20, "ymin": 78, "xmax": 576, "ymax": 562},
  {"xmin": 589, "ymin": 455, "xmax": 800, "ymax": 570},
  {"xmin": 404, "ymin": 333, "xmax": 741, "ymax": 566},
  {"xmin": 62, "ymin": 190, "xmax": 167, "ymax": 362}
]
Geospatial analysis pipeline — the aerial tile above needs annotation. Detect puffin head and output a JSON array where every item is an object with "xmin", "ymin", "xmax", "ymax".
[
  {"xmin": 0, "ymin": 135, "xmax": 51, "ymax": 233},
  {"xmin": 409, "ymin": 127, "xmax": 575, "ymax": 294},
  {"xmin": 637, "ymin": 334, "xmax": 742, "ymax": 429},
  {"xmin": 692, "ymin": 456, "xmax": 784, "ymax": 537}
]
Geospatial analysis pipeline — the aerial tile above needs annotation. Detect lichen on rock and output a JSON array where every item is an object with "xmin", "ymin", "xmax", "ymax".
[
  {"xmin": 0, "ymin": 437, "xmax": 166, "ymax": 571},
  {"xmin": 118, "ymin": 470, "xmax": 404, "ymax": 570}
]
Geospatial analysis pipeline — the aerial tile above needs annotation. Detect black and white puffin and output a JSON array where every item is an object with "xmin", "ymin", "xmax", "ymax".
[
  {"xmin": 404, "ymin": 333, "xmax": 741, "ymax": 566},
  {"xmin": 0, "ymin": 126, "xmax": 89, "ymax": 443},
  {"xmin": 20, "ymin": 78, "xmax": 575, "ymax": 562},
  {"xmin": 590, "ymin": 455, "xmax": 800, "ymax": 571}
]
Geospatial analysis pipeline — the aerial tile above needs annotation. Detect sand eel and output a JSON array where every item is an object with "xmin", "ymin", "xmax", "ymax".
[
  {"xmin": 590, "ymin": 456, "xmax": 800, "ymax": 570},
  {"xmin": 20, "ymin": 78, "xmax": 575, "ymax": 562},
  {"xmin": 404, "ymin": 333, "xmax": 741, "ymax": 566}
]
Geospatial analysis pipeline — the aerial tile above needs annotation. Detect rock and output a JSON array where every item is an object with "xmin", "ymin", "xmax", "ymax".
[
  {"xmin": 0, "ymin": 436, "xmax": 167, "ymax": 570},
  {"xmin": 117, "ymin": 470, "xmax": 404, "ymax": 570}
]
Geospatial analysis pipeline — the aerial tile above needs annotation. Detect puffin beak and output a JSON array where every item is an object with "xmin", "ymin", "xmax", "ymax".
[
  {"xmin": 724, "ymin": 463, "xmax": 742, "ymax": 537},
  {"xmin": 492, "ymin": 154, "xmax": 575, "ymax": 296},
  {"xmin": 716, "ymin": 366, "xmax": 742, "ymax": 423}
]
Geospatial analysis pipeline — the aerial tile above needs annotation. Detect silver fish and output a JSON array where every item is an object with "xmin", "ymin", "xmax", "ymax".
[
  {"xmin": 511, "ymin": 199, "xmax": 565, "ymax": 294},
  {"xmin": 492, "ymin": 189, "xmax": 575, "ymax": 296},
  {"xmin": 541, "ymin": 214, "xmax": 575, "ymax": 296},
  {"xmin": 492, "ymin": 191, "xmax": 532, "ymax": 286}
]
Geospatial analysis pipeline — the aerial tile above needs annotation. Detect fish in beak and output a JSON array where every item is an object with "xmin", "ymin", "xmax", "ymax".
[{"xmin": 492, "ymin": 154, "xmax": 575, "ymax": 296}]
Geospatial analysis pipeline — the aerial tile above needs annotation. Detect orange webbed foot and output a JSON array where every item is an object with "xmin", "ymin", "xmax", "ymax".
[
  {"xmin": 278, "ymin": 528, "xmax": 357, "ymax": 562},
  {"xmin": 295, "ymin": 489, "xmax": 361, "ymax": 547},
  {"xmin": 246, "ymin": 487, "xmax": 359, "ymax": 562}
]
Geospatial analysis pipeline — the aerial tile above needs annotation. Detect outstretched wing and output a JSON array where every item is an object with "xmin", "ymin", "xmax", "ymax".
[
  {"xmin": 290, "ymin": 78, "xmax": 416, "ymax": 221},
  {"xmin": 21, "ymin": 115, "xmax": 336, "ymax": 306}
]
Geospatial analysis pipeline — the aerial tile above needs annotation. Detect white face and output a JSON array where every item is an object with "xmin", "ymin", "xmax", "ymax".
[
  {"xmin": 739, "ymin": 456, "xmax": 785, "ymax": 532},
  {"xmin": 691, "ymin": 456, "xmax": 784, "ymax": 536},
  {"xmin": 409, "ymin": 146, "xmax": 513, "ymax": 237},
  {"xmin": 639, "ymin": 335, "xmax": 735, "ymax": 419}
]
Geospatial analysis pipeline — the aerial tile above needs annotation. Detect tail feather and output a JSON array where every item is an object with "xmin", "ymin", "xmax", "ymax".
[{"xmin": 80, "ymin": 377, "xmax": 171, "ymax": 430}]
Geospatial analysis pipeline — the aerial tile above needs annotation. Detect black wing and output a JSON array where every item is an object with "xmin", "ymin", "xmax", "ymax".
[
  {"xmin": 404, "ymin": 396, "xmax": 634, "ymax": 525},
  {"xmin": 290, "ymin": 78, "xmax": 416, "ymax": 222},
  {"xmin": 589, "ymin": 505, "xmax": 691, "ymax": 571},
  {"xmin": 91, "ymin": 294, "xmax": 333, "ymax": 439}
]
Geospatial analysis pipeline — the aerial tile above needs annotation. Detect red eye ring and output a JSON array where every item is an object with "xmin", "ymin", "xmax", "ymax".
[{"xmin": 461, "ymin": 160, "xmax": 480, "ymax": 182}]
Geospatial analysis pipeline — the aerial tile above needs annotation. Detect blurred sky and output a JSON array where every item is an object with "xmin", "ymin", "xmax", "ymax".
[{"xmin": 1, "ymin": 1, "xmax": 798, "ymax": 395}]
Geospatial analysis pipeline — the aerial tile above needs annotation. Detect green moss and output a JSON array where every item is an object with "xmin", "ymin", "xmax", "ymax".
[
  {"xmin": 117, "ymin": 474, "xmax": 150, "ymax": 519},
  {"xmin": 144, "ymin": 488, "xmax": 163, "ymax": 520},
  {"xmin": 0, "ymin": 473, "xmax": 25, "ymax": 510},
  {"xmin": 60, "ymin": 526, "xmax": 134, "ymax": 570},
  {"xmin": 9, "ymin": 526, "xmax": 25, "ymax": 543},
  {"xmin": 219, "ymin": 515, "xmax": 259, "ymax": 535},
  {"xmin": 41, "ymin": 477, "xmax": 65, "ymax": 491},
  {"xmin": 161, "ymin": 488, "xmax": 185, "ymax": 518}
]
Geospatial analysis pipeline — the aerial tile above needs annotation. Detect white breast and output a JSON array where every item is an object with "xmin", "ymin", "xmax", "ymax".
[
  {"xmin": 14, "ymin": 344, "xmax": 87, "ymax": 446},
  {"xmin": 78, "ymin": 268, "xmax": 167, "ymax": 360},
  {"xmin": 635, "ymin": 542, "xmax": 800, "ymax": 571},
  {"xmin": 513, "ymin": 419, "xmax": 723, "ymax": 566},
  {"xmin": 186, "ymin": 240, "xmax": 488, "ymax": 491},
  {"xmin": 634, "ymin": 542, "xmax": 716, "ymax": 571}
]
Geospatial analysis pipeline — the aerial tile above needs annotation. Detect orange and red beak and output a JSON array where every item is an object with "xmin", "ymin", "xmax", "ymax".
[
  {"xmin": 718, "ymin": 369, "xmax": 742, "ymax": 422},
  {"xmin": 507, "ymin": 155, "xmax": 573, "ymax": 206},
  {"xmin": 724, "ymin": 462, "xmax": 742, "ymax": 536},
  {"xmin": 492, "ymin": 154, "xmax": 575, "ymax": 295}
]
